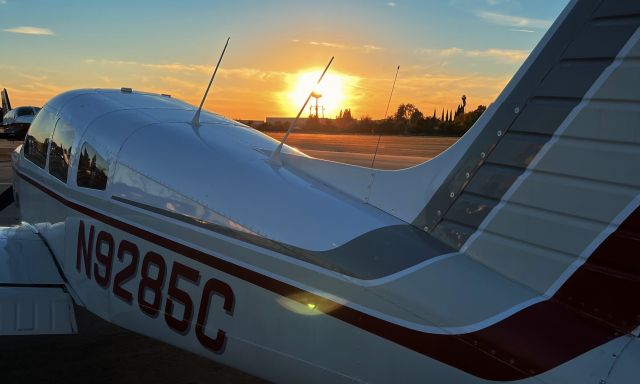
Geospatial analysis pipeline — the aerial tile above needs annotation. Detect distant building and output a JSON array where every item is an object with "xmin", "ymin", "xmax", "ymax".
[{"xmin": 235, "ymin": 119, "xmax": 264, "ymax": 128}]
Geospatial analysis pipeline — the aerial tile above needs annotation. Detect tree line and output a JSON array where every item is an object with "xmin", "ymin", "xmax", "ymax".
[{"xmin": 254, "ymin": 102, "xmax": 487, "ymax": 137}]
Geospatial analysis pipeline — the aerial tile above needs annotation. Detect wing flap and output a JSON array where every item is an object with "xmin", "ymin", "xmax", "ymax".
[
  {"xmin": 0, "ymin": 225, "xmax": 77, "ymax": 335},
  {"xmin": 0, "ymin": 286, "xmax": 77, "ymax": 334}
]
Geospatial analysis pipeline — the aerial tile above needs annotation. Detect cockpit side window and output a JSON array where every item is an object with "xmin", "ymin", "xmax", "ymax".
[
  {"xmin": 48, "ymin": 119, "xmax": 74, "ymax": 183},
  {"xmin": 77, "ymin": 143, "xmax": 108, "ymax": 190},
  {"xmin": 24, "ymin": 108, "xmax": 56, "ymax": 169}
]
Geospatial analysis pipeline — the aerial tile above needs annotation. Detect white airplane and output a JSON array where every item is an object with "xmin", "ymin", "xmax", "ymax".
[{"xmin": 2, "ymin": 0, "xmax": 640, "ymax": 382}]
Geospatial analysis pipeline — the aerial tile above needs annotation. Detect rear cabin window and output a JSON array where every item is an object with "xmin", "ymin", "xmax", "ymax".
[
  {"xmin": 48, "ymin": 119, "xmax": 74, "ymax": 183},
  {"xmin": 24, "ymin": 108, "xmax": 57, "ymax": 168},
  {"xmin": 77, "ymin": 143, "xmax": 108, "ymax": 190}
]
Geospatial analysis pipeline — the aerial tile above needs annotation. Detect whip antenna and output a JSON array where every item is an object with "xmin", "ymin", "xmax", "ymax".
[
  {"xmin": 269, "ymin": 56, "xmax": 334, "ymax": 165},
  {"xmin": 371, "ymin": 65, "xmax": 399, "ymax": 168},
  {"xmin": 192, "ymin": 37, "xmax": 230, "ymax": 127}
]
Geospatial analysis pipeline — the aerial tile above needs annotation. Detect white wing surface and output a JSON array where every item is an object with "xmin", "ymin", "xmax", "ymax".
[{"xmin": 0, "ymin": 225, "xmax": 76, "ymax": 335}]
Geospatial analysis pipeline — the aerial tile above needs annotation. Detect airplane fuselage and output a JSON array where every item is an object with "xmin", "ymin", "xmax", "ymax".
[
  {"xmin": 13, "ymin": 89, "xmax": 468, "ymax": 383},
  {"xmin": 9, "ymin": 86, "xmax": 640, "ymax": 384}
]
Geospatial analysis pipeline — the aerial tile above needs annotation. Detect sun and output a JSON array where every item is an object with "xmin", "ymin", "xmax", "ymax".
[{"xmin": 283, "ymin": 70, "xmax": 355, "ymax": 118}]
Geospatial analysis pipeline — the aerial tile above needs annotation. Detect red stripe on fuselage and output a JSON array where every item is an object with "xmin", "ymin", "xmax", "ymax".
[{"xmin": 17, "ymin": 170, "xmax": 640, "ymax": 381}]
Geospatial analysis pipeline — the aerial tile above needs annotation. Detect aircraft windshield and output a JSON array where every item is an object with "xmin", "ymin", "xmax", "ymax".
[{"xmin": 16, "ymin": 107, "xmax": 35, "ymax": 117}]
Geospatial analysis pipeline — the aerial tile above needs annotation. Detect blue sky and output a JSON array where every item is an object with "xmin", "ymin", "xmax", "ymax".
[{"xmin": 0, "ymin": 0, "xmax": 569, "ymax": 119}]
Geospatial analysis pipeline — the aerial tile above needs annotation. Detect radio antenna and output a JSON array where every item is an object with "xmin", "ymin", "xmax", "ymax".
[
  {"xmin": 269, "ymin": 56, "xmax": 334, "ymax": 165},
  {"xmin": 192, "ymin": 37, "xmax": 230, "ymax": 127},
  {"xmin": 371, "ymin": 65, "xmax": 399, "ymax": 168}
]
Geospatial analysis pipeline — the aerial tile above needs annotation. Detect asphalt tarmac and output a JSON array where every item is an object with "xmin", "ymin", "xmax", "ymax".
[
  {"xmin": 0, "ymin": 134, "xmax": 456, "ymax": 383},
  {"xmin": 266, "ymin": 133, "xmax": 458, "ymax": 169}
]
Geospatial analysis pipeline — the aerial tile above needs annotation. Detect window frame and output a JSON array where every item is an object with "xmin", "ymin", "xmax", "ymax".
[{"xmin": 47, "ymin": 118, "xmax": 75, "ymax": 183}]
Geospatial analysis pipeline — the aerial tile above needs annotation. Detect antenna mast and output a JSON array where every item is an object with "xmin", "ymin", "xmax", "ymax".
[
  {"xmin": 192, "ymin": 37, "xmax": 230, "ymax": 127},
  {"xmin": 371, "ymin": 65, "xmax": 400, "ymax": 168},
  {"xmin": 269, "ymin": 56, "xmax": 334, "ymax": 165}
]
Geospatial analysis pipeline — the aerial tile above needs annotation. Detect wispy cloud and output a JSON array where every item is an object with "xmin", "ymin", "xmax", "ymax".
[
  {"xmin": 85, "ymin": 58, "xmax": 139, "ymax": 66},
  {"xmin": 219, "ymin": 68, "xmax": 286, "ymax": 81},
  {"xmin": 309, "ymin": 41, "xmax": 346, "ymax": 49},
  {"xmin": 414, "ymin": 47, "xmax": 529, "ymax": 63},
  {"xmin": 293, "ymin": 40, "xmax": 382, "ymax": 53},
  {"xmin": 159, "ymin": 76, "xmax": 202, "ymax": 92},
  {"xmin": 414, "ymin": 47, "xmax": 463, "ymax": 58},
  {"xmin": 19, "ymin": 73, "xmax": 48, "ymax": 82},
  {"xmin": 5, "ymin": 80, "xmax": 68, "ymax": 107},
  {"xmin": 510, "ymin": 28, "xmax": 535, "ymax": 33},
  {"xmin": 85, "ymin": 58, "xmax": 209, "ymax": 73},
  {"xmin": 387, "ymin": 2, "xmax": 396, "ymax": 7},
  {"xmin": 2, "ymin": 26, "xmax": 54, "ymax": 35},
  {"xmin": 144, "ymin": 62, "xmax": 210, "ymax": 72},
  {"xmin": 85, "ymin": 58, "xmax": 287, "ymax": 82},
  {"xmin": 466, "ymin": 48, "xmax": 529, "ymax": 62},
  {"xmin": 476, "ymin": 11, "xmax": 551, "ymax": 29},
  {"xmin": 362, "ymin": 44, "xmax": 383, "ymax": 52},
  {"xmin": 0, "ymin": 1, "xmax": 7, "ymax": 5}
]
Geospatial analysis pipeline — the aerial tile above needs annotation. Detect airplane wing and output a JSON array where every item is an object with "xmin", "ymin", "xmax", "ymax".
[{"xmin": 0, "ymin": 224, "xmax": 77, "ymax": 335}]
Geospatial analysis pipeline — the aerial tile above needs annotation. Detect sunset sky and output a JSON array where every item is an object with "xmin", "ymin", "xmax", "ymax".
[{"xmin": 0, "ymin": 0, "xmax": 568, "ymax": 120}]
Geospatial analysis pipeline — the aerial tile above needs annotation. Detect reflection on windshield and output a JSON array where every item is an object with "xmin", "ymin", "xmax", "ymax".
[
  {"xmin": 49, "ymin": 119, "xmax": 74, "ymax": 182},
  {"xmin": 77, "ymin": 143, "xmax": 108, "ymax": 190},
  {"xmin": 24, "ymin": 108, "xmax": 56, "ymax": 168}
]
